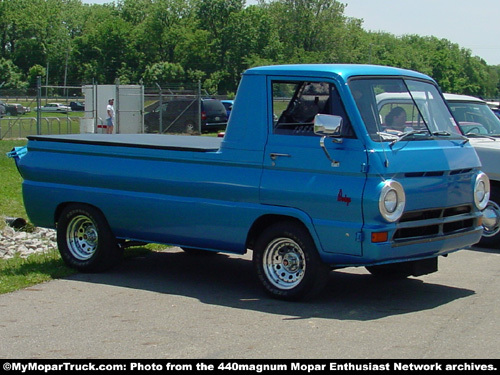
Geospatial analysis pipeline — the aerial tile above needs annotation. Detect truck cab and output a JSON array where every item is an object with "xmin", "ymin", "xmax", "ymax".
[{"xmin": 223, "ymin": 64, "xmax": 484, "ymax": 259}]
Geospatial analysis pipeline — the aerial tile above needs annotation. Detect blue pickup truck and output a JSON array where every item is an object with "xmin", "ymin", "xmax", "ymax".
[{"xmin": 9, "ymin": 64, "xmax": 488, "ymax": 300}]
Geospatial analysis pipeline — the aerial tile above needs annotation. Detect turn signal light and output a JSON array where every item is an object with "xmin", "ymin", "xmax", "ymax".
[{"xmin": 371, "ymin": 232, "xmax": 388, "ymax": 243}]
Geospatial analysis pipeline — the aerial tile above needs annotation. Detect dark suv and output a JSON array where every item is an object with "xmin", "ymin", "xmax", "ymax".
[
  {"xmin": 70, "ymin": 101, "xmax": 85, "ymax": 111},
  {"xmin": 144, "ymin": 98, "xmax": 228, "ymax": 134}
]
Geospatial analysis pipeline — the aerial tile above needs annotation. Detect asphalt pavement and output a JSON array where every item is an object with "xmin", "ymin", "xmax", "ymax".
[{"xmin": 0, "ymin": 246, "xmax": 498, "ymax": 359}]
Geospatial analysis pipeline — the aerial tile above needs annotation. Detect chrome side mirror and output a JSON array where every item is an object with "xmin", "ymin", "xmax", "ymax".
[
  {"xmin": 314, "ymin": 114, "xmax": 342, "ymax": 167},
  {"xmin": 314, "ymin": 114, "xmax": 343, "ymax": 137}
]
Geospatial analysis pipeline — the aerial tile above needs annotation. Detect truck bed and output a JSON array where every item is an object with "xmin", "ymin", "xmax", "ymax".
[{"xmin": 27, "ymin": 134, "xmax": 222, "ymax": 153}]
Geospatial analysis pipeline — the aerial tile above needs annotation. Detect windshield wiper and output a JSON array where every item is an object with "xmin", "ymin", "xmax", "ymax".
[
  {"xmin": 430, "ymin": 130, "xmax": 472, "ymax": 145},
  {"xmin": 389, "ymin": 130, "xmax": 430, "ymax": 147},
  {"xmin": 432, "ymin": 131, "xmax": 451, "ymax": 136}
]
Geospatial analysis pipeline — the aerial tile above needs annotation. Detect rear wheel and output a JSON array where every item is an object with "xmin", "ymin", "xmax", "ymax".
[
  {"xmin": 57, "ymin": 204, "xmax": 122, "ymax": 272},
  {"xmin": 253, "ymin": 222, "xmax": 330, "ymax": 301}
]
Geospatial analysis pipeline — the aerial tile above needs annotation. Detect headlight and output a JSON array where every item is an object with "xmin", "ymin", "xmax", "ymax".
[
  {"xmin": 474, "ymin": 172, "xmax": 490, "ymax": 210},
  {"xmin": 379, "ymin": 180, "xmax": 406, "ymax": 222}
]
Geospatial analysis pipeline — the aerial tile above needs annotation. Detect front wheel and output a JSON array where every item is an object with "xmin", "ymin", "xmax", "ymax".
[
  {"xmin": 57, "ymin": 204, "xmax": 122, "ymax": 272},
  {"xmin": 253, "ymin": 222, "xmax": 330, "ymax": 301}
]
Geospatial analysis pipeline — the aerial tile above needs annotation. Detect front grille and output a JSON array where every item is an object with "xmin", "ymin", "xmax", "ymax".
[{"xmin": 394, "ymin": 205, "xmax": 475, "ymax": 242}]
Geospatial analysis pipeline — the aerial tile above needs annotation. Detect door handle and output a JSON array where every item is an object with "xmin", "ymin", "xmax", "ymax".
[{"xmin": 269, "ymin": 153, "xmax": 291, "ymax": 161}]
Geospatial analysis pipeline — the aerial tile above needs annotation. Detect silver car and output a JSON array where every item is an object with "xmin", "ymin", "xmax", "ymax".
[
  {"xmin": 445, "ymin": 93, "xmax": 500, "ymax": 248},
  {"xmin": 35, "ymin": 103, "xmax": 72, "ymax": 113}
]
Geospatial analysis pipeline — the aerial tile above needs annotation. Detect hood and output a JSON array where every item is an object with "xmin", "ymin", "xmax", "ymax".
[
  {"xmin": 367, "ymin": 139, "xmax": 481, "ymax": 212},
  {"xmin": 468, "ymin": 137, "xmax": 500, "ymax": 181}
]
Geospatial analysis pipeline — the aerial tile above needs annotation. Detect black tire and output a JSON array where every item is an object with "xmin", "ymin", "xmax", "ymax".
[
  {"xmin": 477, "ymin": 185, "xmax": 500, "ymax": 249},
  {"xmin": 57, "ymin": 204, "xmax": 122, "ymax": 272},
  {"xmin": 253, "ymin": 221, "xmax": 330, "ymax": 301}
]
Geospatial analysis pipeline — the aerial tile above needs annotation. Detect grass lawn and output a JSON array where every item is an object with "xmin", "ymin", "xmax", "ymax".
[
  {"xmin": 0, "ymin": 139, "xmax": 74, "ymax": 294},
  {"xmin": 1, "ymin": 139, "xmax": 28, "ymax": 219}
]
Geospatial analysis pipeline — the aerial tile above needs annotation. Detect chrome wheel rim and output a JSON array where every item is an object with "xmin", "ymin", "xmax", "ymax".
[
  {"xmin": 263, "ymin": 238, "xmax": 305, "ymax": 290},
  {"xmin": 66, "ymin": 215, "xmax": 98, "ymax": 260},
  {"xmin": 482, "ymin": 200, "xmax": 500, "ymax": 237}
]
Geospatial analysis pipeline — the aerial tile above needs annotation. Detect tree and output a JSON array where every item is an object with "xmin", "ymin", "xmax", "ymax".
[
  {"xmin": 220, "ymin": 4, "xmax": 283, "ymax": 90},
  {"xmin": 142, "ymin": 62, "xmax": 186, "ymax": 85},
  {"xmin": 27, "ymin": 64, "xmax": 46, "ymax": 87},
  {"xmin": 0, "ymin": 58, "xmax": 27, "ymax": 89},
  {"xmin": 265, "ymin": 0, "xmax": 356, "ymax": 63},
  {"xmin": 0, "ymin": 0, "xmax": 496, "ymax": 96},
  {"xmin": 72, "ymin": 6, "xmax": 138, "ymax": 84}
]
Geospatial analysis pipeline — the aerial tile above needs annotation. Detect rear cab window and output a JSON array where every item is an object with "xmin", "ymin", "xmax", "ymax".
[{"xmin": 272, "ymin": 81, "xmax": 354, "ymax": 137}]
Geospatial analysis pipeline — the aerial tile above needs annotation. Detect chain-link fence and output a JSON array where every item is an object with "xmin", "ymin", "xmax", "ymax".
[
  {"xmin": 1, "ymin": 81, "xmax": 230, "ymax": 139},
  {"xmin": 0, "ymin": 83, "xmax": 83, "ymax": 140},
  {"xmin": 0, "ymin": 117, "xmax": 80, "ymax": 139},
  {"xmin": 144, "ymin": 83, "xmax": 228, "ymax": 135}
]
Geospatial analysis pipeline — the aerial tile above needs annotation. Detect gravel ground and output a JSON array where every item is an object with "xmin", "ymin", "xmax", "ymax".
[{"xmin": 0, "ymin": 224, "xmax": 57, "ymax": 259}]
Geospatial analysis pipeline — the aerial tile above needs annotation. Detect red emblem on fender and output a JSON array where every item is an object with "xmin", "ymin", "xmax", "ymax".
[{"xmin": 337, "ymin": 189, "xmax": 352, "ymax": 206}]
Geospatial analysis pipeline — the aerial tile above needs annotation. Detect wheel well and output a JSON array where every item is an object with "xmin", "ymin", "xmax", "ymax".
[
  {"xmin": 246, "ymin": 214, "xmax": 310, "ymax": 250},
  {"xmin": 54, "ymin": 202, "xmax": 104, "ymax": 225}
]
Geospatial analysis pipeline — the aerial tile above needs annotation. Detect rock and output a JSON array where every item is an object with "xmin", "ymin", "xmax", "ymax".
[{"xmin": 0, "ymin": 226, "xmax": 57, "ymax": 259}]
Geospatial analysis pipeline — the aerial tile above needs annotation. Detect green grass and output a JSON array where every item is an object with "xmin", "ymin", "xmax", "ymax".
[
  {"xmin": 0, "ymin": 139, "xmax": 73, "ymax": 294},
  {"xmin": 1, "ymin": 139, "xmax": 28, "ymax": 219},
  {"xmin": 0, "ymin": 246, "xmax": 156, "ymax": 294},
  {"xmin": 0, "ymin": 250, "xmax": 74, "ymax": 294},
  {"xmin": 0, "ymin": 139, "xmax": 158, "ymax": 294}
]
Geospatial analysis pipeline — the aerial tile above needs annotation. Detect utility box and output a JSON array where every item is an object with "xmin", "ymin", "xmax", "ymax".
[
  {"xmin": 79, "ymin": 118, "xmax": 94, "ymax": 134},
  {"xmin": 82, "ymin": 84, "xmax": 144, "ymax": 134}
]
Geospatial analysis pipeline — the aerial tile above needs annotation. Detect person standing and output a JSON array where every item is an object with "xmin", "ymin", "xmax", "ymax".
[{"xmin": 106, "ymin": 98, "xmax": 115, "ymax": 134}]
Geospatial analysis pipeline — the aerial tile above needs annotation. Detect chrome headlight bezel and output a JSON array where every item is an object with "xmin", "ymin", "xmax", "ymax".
[
  {"xmin": 379, "ymin": 180, "xmax": 406, "ymax": 222},
  {"xmin": 474, "ymin": 172, "xmax": 490, "ymax": 211}
]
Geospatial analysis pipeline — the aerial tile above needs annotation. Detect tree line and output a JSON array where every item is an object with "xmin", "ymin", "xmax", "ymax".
[{"xmin": 0, "ymin": 0, "xmax": 498, "ymax": 98}]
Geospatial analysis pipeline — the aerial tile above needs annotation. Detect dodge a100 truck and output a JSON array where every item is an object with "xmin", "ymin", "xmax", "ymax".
[{"xmin": 9, "ymin": 64, "xmax": 488, "ymax": 300}]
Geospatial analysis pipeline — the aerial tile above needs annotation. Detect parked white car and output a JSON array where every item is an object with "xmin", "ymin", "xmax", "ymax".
[
  {"xmin": 35, "ymin": 103, "xmax": 72, "ymax": 113},
  {"xmin": 445, "ymin": 93, "xmax": 500, "ymax": 248}
]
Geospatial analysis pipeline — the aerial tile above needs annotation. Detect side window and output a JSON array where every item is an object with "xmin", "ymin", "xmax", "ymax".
[{"xmin": 272, "ymin": 81, "xmax": 353, "ymax": 137}]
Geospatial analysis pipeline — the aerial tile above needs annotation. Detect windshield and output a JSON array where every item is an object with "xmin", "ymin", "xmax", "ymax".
[
  {"xmin": 447, "ymin": 100, "xmax": 500, "ymax": 136},
  {"xmin": 348, "ymin": 78, "xmax": 461, "ymax": 142}
]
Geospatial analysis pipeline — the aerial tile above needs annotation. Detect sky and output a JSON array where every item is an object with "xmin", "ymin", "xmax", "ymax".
[{"xmin": 83, "ymin": 0, "xmax": 500, "ymax": 65}]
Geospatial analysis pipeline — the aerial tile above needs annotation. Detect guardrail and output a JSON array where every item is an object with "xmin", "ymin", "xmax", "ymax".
[{"xmin": 0, "ymin": 117, "xmax": 80, "ymax": 139}]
